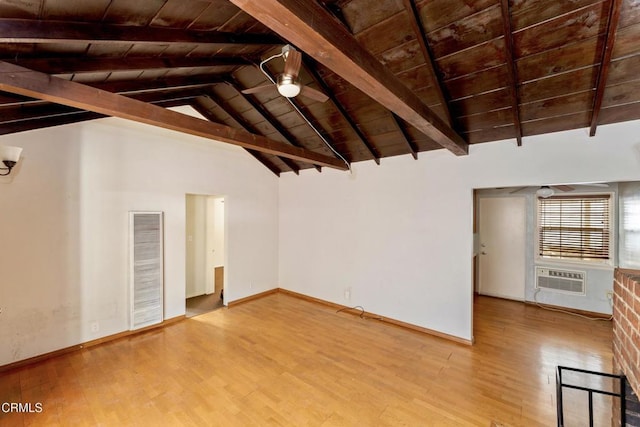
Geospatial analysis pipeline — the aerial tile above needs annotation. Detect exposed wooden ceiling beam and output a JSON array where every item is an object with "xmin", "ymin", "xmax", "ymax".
[
  {"xmin": 0, "ymin": 76, "xmax": 226, "ymax": 107},
  {"xmin": 190, "ymin": 100, "xmax": 282, "ymax": 177},
  {"xmin": 0, "ymin": 19, "xmax": 281, "ymax": 45},
  {"xmin": 0, "ymin": 61, "xmax": 347, "ymax": 170},
  {"xmin": 0, "ymin": 89, "xmax": 203, "ymax": 125},
  {"xmin": 0, "ymin": 111, "xmax": 103, "ymax": 135},
  {"xmin": 8, "ymin": 57, "xmax": 252, "ymax": 75},
  {"xmin": 500, "ymin": 0, "xmax": 523, "ymax": 147},
  {"xmin": 89, "ymin": 76, "xmax": 225, "ymax": 96},
  {"xmin": 0, "ymin": 98, "xmax": 190, "ymax": 135},
  {"xmin": 589, "ymin": 0, "xmax": 623, "ymax": 137},
  {"xmin": 303, "ymin": 58, "xmax": 381, "ymax": 165},
  {"xmin": 401, "ymin": 0, "xmax": 453, "ymax": 128},
  {"xmin": 391, "ymin": 114, "xmax": 419, "ymax": 160},
  {"xmin": 229, "ymin": 0, "xmax": 468, "ymax": 156},
  {"xmin": 226, "ymin": 78, "xmax": 322, "ymax": 172},
  {"xmin": 203, "ymin": 89, "xmax": 300, "ymax": 174}
]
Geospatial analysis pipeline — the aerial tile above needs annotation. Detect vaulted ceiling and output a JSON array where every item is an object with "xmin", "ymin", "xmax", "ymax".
[{"xmin": 0, "ymin": 0, "xmax": 638, "ymax": 175}]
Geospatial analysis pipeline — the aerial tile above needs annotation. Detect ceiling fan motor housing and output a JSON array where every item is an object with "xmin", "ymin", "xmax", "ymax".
[{"xmin": 277, "ymin": 74, "xmax": 301, "ymax": 97}]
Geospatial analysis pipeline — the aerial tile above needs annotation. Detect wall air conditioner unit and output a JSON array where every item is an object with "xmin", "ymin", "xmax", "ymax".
[{"xmin": 536, "ymin": 267, "xmax": 586, "ymax": 295}]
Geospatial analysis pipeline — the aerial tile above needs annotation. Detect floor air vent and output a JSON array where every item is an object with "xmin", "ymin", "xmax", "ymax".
[{"xmin": 536, "ymin": 267, "xmax": 585, "ymax": 294}]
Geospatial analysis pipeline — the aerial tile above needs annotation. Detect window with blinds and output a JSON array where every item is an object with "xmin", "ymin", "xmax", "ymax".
[{"xmin": 537, "ymin": 194, "xmax": 611, "ymax": 262}]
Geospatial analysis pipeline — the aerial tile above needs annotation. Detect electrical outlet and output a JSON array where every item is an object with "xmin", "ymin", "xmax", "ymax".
[
  {"xmin": 606, "ymin": 291, "xmax": 613, "ymax": 300},
  {"xmin": 90, "ymin": 321, "xmax": 99, "ymax": 333},
  {"xmin": 344, "ymin": 287, "xmax": 351, "ymax": 300}
]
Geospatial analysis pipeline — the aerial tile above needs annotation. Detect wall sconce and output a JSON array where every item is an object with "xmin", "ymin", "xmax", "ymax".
[{"xmin": 0, "ymin": 146, "xmax": 23, "ymax": 176}]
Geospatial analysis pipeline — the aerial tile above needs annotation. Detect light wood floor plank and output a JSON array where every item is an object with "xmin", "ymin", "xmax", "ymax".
[{"xmin": 0, "ymin": 294, "xmax": 613, "ymax": 426}]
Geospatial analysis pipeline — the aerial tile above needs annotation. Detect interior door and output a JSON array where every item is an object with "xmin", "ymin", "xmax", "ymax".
[{"xmin": 478, "ymin": 196, "xmax": 526, "ymax": 301}]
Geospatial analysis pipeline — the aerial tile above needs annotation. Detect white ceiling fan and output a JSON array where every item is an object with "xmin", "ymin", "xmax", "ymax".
[
  {"xmin": 242, "ymin": 45, "xmax": 329, "ymax": 103},
  {"xmin": 510, "ymin": 183, "xmax": 610, "ymax": 198}
]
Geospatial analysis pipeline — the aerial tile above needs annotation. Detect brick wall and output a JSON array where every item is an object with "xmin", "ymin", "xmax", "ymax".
[{"xmin": 613, "ymin": 268, "xmax": 640, "ymax": 426}]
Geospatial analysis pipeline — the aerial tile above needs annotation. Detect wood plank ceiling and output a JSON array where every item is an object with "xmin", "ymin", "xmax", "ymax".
[{"xmin": 0, "ymin": 0, "xmax": 638, "ymax": 175}]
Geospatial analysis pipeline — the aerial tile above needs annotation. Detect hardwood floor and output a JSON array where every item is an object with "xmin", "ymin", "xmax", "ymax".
[{"xmin": 0, "ymin": 294, "xmax": 613, "ymax": 426}]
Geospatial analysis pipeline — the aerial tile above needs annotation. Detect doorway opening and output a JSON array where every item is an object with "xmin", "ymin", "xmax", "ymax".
[
  {"xmin": 473, "ymin": 189, "xmax": 527, "ymax": 341},
  {"xmin": 185, "ymin": 194, "xmax": 225, "ymax": 317}
]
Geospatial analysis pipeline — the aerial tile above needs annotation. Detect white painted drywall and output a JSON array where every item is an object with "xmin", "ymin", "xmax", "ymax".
[
  {"xmin": 186, "ymin": 194, "xmax": 208, "ymax": 298},
  {"xmin": 0, "ymin": 106, "xmax": 279, "ymax": 365},
  {"xmin": 279, "ymin": 121, "xmax": 640, "ymax": 341}
]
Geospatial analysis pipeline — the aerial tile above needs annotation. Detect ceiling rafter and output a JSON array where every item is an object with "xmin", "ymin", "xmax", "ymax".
[
  {"xmin": 303, "ymin": 58, "xmax": 381, "ymax": 165},
  {"xmin": 0, "ymin": 111, "xmax": 103, "ymax": 135},
  {"xmin": 589, "ymin": 0, "xmax": 623, "ymax": 137},
  {"xmin": 7, "ymin": 57, "xmax": 252, "ymax": 75},
  {"xmin": 0, "ymin": 88, "xmax": 204, "ymax": 125},
  {"xmin": 226, "ymin": 77, "xmax": 322, "ymax": 172},
  {"xmin": 204, "ymin": 88, "xmax": 301, "ymax": 174},
  {"xmin": 0, "ymin": 18, "xmax": 282, "ymax": 45},
  {"xmin": 499, "ymin": 0, "xmax": 523, "ymax": 147},
  {"xmin": 318, "ymin": 1, "xmax": 351, "ymax": 30},
  {"xmin": 391, "ymin": 114, "xmax": 419, "ymax": 160},
  {"xmin": 261, "ymin": 66, "xmax": 349, "ymax": 164},
  {"xmin": 190, "ymin": 99, "xmax": 283, "ymax": 176},
  {"xmin": 0, "ymin": 76, "xmax": 224, "ymax": 108},
  {"xmin": 228, "ymin": 0, "xmax": 468, "ymax": 156},
  {"xmin": 401, "ymin": 0, "xmax": 454, "ymax": 128},
  {"xmin": 0, "ymin": 97, "xmax": 190, "ymax": 135},
  {"xmin": 245, "ymin": 151, "xmax": 284, "ymax": 177},
  {"xmin": 0, "ymin": 61, "xmax": 347, "ymax": 170},
  {"xmin": 87, "ymin": 76, "xmax": 225, "ymax": 96}
]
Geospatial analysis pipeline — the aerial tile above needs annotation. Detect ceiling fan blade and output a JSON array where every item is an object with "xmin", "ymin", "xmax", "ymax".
[
  {"xmin": 509, "ymin": 187, "xmax": 529, "ymax": 194},
  {"xmin": 283, "ymin": 45, "xmax": 302, "ymax": 79},
  {"xmin": 241, "ymin": 84, "xmax": 275, "ymax": 95},
  {"xmin": 581, "ymin": 183, "xmax": 609, "ymax": 187},
  {"xmin": 300, "ymin": 86, "xmax": 329, "ymax": 103},
  {"xmin": 553, "ymin": 185, "xmax": 574, "ymax": 192}
]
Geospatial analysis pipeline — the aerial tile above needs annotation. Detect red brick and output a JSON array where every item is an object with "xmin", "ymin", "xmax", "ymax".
[
  {"xmin": 613, "ymin": 270, "xmax": 640, "ymax": 396},
  {"xmin": 626, "ymin": 289, "xmax": 635, "ymax": 306},
  {"xmin": 632, "ymin": 312, "xmax": 640, "ymax": 331}
]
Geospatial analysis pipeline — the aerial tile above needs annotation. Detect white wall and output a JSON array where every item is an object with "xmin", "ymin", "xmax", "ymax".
[
  {"xmin": 279, "ymin": 121, "xmax": 640, "ymax": 342},
  {"xmin": 186, "ymin": 194, "xmax": 208, "ymax": 298},
  {"xmin": 0, "ymin": 106, "xmax": 279, "ymax": 365}
]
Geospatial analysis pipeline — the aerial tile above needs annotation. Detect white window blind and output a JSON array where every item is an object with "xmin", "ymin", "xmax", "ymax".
[{"xmin": 538, "ymin": 195, "xmax": 611, "ymax": 261}]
